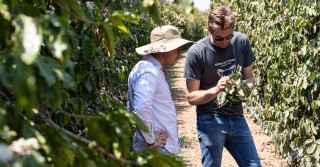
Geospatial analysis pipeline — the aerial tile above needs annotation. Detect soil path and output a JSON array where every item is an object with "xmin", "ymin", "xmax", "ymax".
[{"xmin": 170, "ymin": 53, "xmax": 288, "ymax": 167}]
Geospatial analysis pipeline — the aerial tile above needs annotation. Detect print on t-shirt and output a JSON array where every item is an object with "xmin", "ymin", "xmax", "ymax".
[{"xmin": 215, "ymin": 59, "xmax": 236, "ymax": 77}]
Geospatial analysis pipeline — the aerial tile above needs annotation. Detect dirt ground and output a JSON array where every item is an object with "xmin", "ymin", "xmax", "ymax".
[{"xmin": 170, "ymin": 53, "xmax": 288, "ymax": 167}]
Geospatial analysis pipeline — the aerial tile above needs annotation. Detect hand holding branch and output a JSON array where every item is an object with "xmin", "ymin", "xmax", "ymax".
[{"xmin": 216, "ymin": 76, "xmax": 234, "ymax": 92}]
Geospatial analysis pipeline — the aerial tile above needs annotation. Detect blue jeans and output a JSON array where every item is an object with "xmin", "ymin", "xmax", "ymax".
[
  {"xmin": 197, "ymin": 115, "xmax": 261, "ymax": 167},
  {"xmin": 132, "ymin": 131, "xmax": 171, "ymax": 155}
]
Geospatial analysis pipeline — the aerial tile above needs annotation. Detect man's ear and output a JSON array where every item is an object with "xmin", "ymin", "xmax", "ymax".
[{"xmin": 206, "ymin": 26, "xmax": 212, "ymax": 33}]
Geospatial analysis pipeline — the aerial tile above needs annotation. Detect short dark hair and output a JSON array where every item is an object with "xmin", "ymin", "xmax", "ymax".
[{"xmin": 208, "ymin": 6, "xmax": 235, "ymax": 31}]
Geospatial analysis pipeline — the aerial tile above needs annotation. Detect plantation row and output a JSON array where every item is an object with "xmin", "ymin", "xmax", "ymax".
[
  {"xmin": 0, "ymin": 0, "xmax": 207, "ymax": 166},
  {"xmin": 0, "ymin": 0, "xmax": 319, "ymax": 166},
  {"xmin": 229, "ymin": 0, "xmax": 320, "ymax": 166}
]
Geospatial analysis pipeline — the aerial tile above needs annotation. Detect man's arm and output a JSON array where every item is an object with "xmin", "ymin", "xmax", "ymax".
[
  {"xmin": 186, "ymin": 76, "xmax": 233, "ymax": 105},
  {"xmin": 242, "ymin": 64, "xmax": 255, "ymax": 90}
]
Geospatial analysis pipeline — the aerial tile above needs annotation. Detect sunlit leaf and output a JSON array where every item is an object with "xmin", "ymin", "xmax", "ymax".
[
  {"xmin": 306, "ymin": 143, "xmax": 317, "ymax": 154},
  {"xmin": 31, "ymin": 151, "xmax": 46, "ymax": 164},
  {"xmin": 12, "ymin": 15, "xmax": 42, "ymax": 65},
  {"xmin": 102, "ymin": 25, "xmax": 116, "ymax": 58},
  {"xmin": 0, "ymin": 1, "xmax": 11, "ymax": 21},
  {"xmin": 300, "ymin": 46, "xmax": 307, "ymax": 56},
  {"xmin": 174, "ymin": 0, "xmax": 194, "ymax": 14},
  {"xmin": 52, "ymin": 34, "xmax": 68, "ymax": 61},
  {"xmin": 109, "ymin": 16, "xmax": 129, "ymax": 33},
  {"xmin": 113, "ymin": 142, "xmax": 121, "ymax": 158},
  {"xmin": 143, "ymin": 0, "xmax": 161, "ymax": 25},
  {"xmin": 143, "ymin": 0, "xmax": 154, "ymax": 7},
  {"xmin": 111, "ymin": 11, "xmax": 139, "ymax": 24}
]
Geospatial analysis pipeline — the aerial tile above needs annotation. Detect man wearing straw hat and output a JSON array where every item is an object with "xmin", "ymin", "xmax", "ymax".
[{"xmin": 127, "ymin": 25, "xmax": 193, "ymax": 154}]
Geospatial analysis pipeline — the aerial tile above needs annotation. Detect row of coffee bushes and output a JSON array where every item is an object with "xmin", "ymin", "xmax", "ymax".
[
  {"xmin": 0, "ymin": 0, "xmax": 190, "ymax": 166},
  {"xmin": 225, "ymin": 0, "xmax": 319, "ymax": 165},
  {"xmin": 159, "ymin": 2, "xmax": 208, "ymax": 43}
]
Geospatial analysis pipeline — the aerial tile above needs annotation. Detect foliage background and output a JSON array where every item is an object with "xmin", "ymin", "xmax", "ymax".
[
  {"xmin": 0, "ymin": 0, "xmax": 205, "ymax": 166},
  {"xmin": 217, "ymin": 0, "xmax": 320, "ymax": 166},
  {"xmin": 1, "ymin": 0, "xmax": 319, "ymax": 166}
]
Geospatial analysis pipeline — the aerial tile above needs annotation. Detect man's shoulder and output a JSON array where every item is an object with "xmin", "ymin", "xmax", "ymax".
[
  {"xmin": 132, "ymin": 60, "xmax": 160, "ymax": 76},
  {"xmin": 191, "ymin": 36, "xmax": 210, "ymax": 48},
  {"xmin": 233, "ymin": 31, "xmax": 249, "ymax": 41},
  {"xmin": 188, "ymin": 36, "xmax": 210, "ymax": 53}
]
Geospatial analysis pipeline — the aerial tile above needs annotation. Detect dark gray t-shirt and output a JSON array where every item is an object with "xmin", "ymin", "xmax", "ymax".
[{"xmin": 184, "ymin": 31, "xmax": 255, "ymax": 116}]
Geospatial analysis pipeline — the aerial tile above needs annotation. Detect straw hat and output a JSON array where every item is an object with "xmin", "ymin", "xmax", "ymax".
[{"xmin": 136, "ymin": 25, "xmax": 194, "ymax": 55}]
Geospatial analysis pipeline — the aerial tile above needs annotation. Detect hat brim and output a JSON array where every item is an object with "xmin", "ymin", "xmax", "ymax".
[{"xmin": 136, "ymin": 38, "xmax": 194, "ymax": 55}]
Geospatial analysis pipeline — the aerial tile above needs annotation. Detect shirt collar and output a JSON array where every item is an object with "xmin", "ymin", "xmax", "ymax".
[{"xmin": 143, "ymin": 55, "xmax": 163, "ymax": 71}]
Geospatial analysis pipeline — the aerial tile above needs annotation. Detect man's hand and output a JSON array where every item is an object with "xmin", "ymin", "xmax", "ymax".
[
  {"xmin": 216, "ymin": 76, "xmax": 234, "ymax": 92},
  {"xmin": 151, "ymin": 131, "xmax": 168, "ymax": 147}
]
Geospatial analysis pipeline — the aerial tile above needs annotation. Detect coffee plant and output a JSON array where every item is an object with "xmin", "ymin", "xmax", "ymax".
[
  {"xmin": 159, "ymin": 1, "xmax": 208, "ymax": 44},
  {"xmin": 210, "ymin": 0, "xmax": 320, "ymax": 165},
  {"xmin": 0, "ymin": 0, "xmax": 200, "ymax": 166},
  {"xmin": 215, "ymin": 65, "xmax": 252, "ymax": 107},
  {"xmin": 4, "ymin": 0, "xmax": 318, "ymax": 166}
]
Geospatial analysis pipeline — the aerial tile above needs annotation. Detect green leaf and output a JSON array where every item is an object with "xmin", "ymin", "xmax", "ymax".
[
  {"xmin": 52, "ymin": 34, "xmax": 68, "ymax": 61},
  {"xmin": 39, "ymin": 0, "xmax": 46, "ymax": 10},
  {"xmin": 67, "ymin": 30, "xmax": 80, "ymax": 58},
  {"xmin": 143, "ymin": 0, "xmax": 162, "ymax": 25},
  {"xmin": 311, "ymin": 122, "xmax": 318, "ymax": 135},
  {"xmin": 85, "ymin": 80, "xmax": 92, "ymax": 92},
  {"xmin": 144, "ymin": 148, "xmax": 184, "ymax": 167},
  {"xmin": 107, "ymin": 11, "xmax": 139, "ymax": 25},
  {"xmin": 143, "ymin": 0, "xmax": 154, "ymax": 7},
  {"xmin": 81, "ymin": 35, "xmax": 95, "ymax": 61},
  {"xmin": 305, "ymin": 139, "xmax": 313, "ymax": 145},
  {"xmin": 36, "ymin": 57, "xmax": 57, "ymax": 86},
  {"xmin": 85, "ymin": 2, "xmax": 99, "ymax": 21},
  {"xmin": 36, "ymin": 56, "xmax": 75, "ymax": 88},
  {"xmin": 300, "ymin": 46, "xmax": 307, "ymax": 55},
  {"xmin": 113, "ymin": 142, "xmax": 122, "ymax": 158},
  {"xmin": 175, "ymin": 0, "xmax": 194, "ymax": 14},
  {"xmin": 109, "ymin": 16, "xmax": 129, "ymax": 33},
  {"xmin": 0, "ymin": 1, "xmax": 11, "ymax": 21},
  {"xmin": 54, "ymin": 68, "xmax": 75, "ymax": 88},
  {"xmin": 66, "ymin": 0, "xmax": 86, "ymax": 19},
  {"xmin": 113, "ymin": 11, "xmax": 139, "ymax": 24},
  {"xmin": 35, "ymin": 131, "xmax": 50, "ymax": 155},
  {"xmin": 306, "ymin": 143, "xmax": 317, "ymax": 154},
  {"xmin": 12, "ymin": 15, "xmax": 42, "ymax": 65},
  {"xmin": 62, "ymin": 147, "xmax": 75, "ymax": 165},
  {"xmin": 102, "ymin": 25, "xmax": 116, "ymax": 58},
  {"xmin": 315, "ymin": 147, "xmax": 320, "ymax": 161},
  {"xmin": 104, "ymin": 11, "xmax": 139, "ymax": 34},
  {"xmin": 31, "ymin": 150, "xmax": 46, "ymax": 164},
  {"xmin": 216, "ymin": 91, "xmax": 226, "ymax": 105}
]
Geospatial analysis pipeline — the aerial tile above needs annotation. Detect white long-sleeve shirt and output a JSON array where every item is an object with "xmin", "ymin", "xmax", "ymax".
[{"xmin": 127, "ymin": 55, "xmax": 181, "ymax": 153}]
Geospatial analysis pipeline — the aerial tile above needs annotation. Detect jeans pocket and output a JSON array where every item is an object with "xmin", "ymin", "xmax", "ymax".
[{"xmin": 197, "ymin": 115, "xmax": 216, "ymax": 125}]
